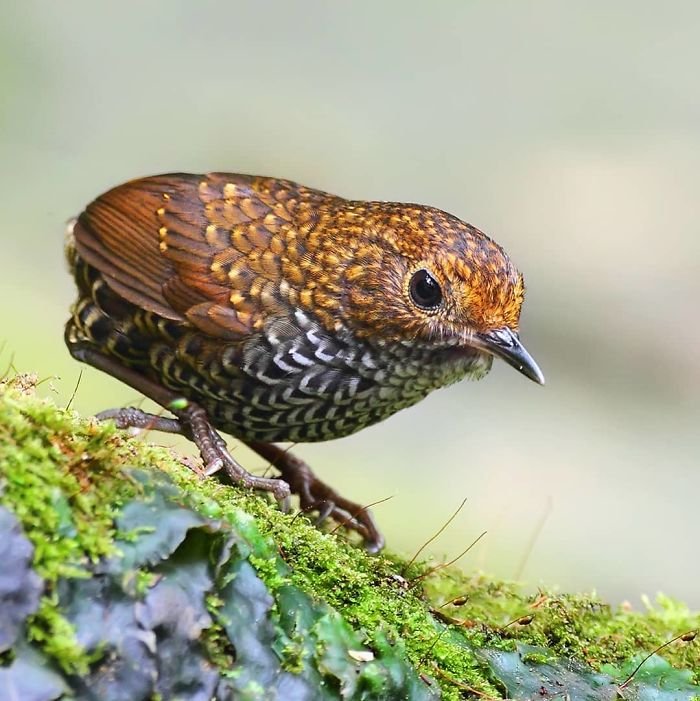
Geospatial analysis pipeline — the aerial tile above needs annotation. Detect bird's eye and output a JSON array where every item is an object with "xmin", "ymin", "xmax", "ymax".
[{"xmin": 409, "ymin": 269, "xmax": 443, "ymax": 310}]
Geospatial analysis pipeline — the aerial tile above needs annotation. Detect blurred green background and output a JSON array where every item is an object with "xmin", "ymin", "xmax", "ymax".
[{"xmin": 1, "ymin": 2, "xmax": 698, "ymax": 607}]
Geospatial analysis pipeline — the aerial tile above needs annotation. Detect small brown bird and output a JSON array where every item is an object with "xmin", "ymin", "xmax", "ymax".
[{"xmin": 65, "ymin": 173, "xmax": 543, "ymax": 551}]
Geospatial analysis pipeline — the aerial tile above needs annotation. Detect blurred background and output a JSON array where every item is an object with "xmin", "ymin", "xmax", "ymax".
[{"xmin": 1, "ymin": 1, "xmax": 698, "ymax": 607}]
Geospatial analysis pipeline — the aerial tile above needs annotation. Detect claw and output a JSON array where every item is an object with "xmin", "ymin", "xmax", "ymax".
[
  {"xmin": 364, "ymin": 536, "xmax": 385, "ymax": 555},
  {"xmin": 204, "ymin": 458, "xmax": 224, "ymax": 476},
  {"xmin": 314, "ymin": 500, "xmax": 336, "ymax": 525},
  {"xmin": 279, "ymin": 495, "xmax": 292, "ymax": 513},
  {"xmin": 245, "ymin": 441, "xmax": 386, "ymax": 551}
]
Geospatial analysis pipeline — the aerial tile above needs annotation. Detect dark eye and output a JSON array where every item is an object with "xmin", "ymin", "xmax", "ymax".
[{"xmin": 409, "ymin": 269, "xmax": 442, "ymax": 310}]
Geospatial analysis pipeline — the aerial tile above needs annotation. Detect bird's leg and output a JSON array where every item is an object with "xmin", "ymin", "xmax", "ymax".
[
  {"xmin": 95, "ymin": 407, "xmax": 208, "ymax": 476},
  {"xmin": 246, "ymin": 441, "xmax": 385, "ymax": 553},
  {"xmin": 71, "ymin": 346, "xmax": 290, "ymax": 502},
  {"xmin": 96, "ymin": 407, "xmax": 183, "ymax": 434}
]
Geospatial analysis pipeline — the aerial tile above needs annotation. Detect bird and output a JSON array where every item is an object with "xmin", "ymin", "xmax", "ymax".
[{"xmin": 64, "ymin": 172, "xmax": 544, "ymax": 552}]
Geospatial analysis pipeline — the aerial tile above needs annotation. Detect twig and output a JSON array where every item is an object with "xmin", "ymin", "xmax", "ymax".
[
  {"xmin": 410, "ymin": 530, "xmax": 487, "ymax": 585},
  {"xmin": 65, "ymin": 369, "xmax": 83, "ymax": 411},
  {"xmin": 417, "ymin": 626, "xmax": 449, "ymax": 668},
  {"xmin": 1, "ymin": 352, "xmax": 17, "ymax": 381},
  {"xmin": 619, "ymin": 629, "xmax": 697, "ymax": 690},
  {"xmin": 328, "ymin": 494, "xmax": 394, "ymax": 535},
  {"xmin": 513, "ymin": 495, "xmax": 552, "ymax": 580},
  {"xmin": 501, "ymin": 614, "xmax": 534, "ymax": 630},
  {"xmin": 437, "ymin": 594, "xmax": 469, "ymax": 609},
  {"xmin": 402, "ymin": 497, "xmax": 468, "ymax": 575},
  {"xmin": 431, "ymin": 664, "xmax": 498, "ymax": 699}
]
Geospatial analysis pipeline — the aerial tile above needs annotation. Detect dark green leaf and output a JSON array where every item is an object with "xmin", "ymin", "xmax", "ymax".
[
  {"xmin": 215, "ymin": 559, "xmax": 315, "ymax": 700},
  {"xmin": 105, "ymin": 469, "xmax": 219, "ymax": 573}
]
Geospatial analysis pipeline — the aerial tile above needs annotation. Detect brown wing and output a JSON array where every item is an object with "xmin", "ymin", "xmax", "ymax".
[{"xmin": 72, "ymin": 172, "xmax": 307, "ymax": 340}]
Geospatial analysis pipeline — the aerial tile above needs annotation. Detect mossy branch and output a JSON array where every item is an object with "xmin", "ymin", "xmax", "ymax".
[{"xmin": 0, "ymin": 375, "xmax": 698, "ymax": 700}]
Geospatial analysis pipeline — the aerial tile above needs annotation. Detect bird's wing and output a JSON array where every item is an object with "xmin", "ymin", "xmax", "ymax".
[{"xmin": 72, "ymin": 172, "xmax": 304, "ymax": 341}]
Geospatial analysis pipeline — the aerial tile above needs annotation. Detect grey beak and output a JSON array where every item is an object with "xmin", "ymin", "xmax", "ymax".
[{"xmin": 474, "ymin": 327, "xmax": 545, "ymax": 385}]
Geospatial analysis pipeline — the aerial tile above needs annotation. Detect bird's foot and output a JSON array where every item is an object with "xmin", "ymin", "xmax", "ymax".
[
  {"xmin": 95, "ymin": 405, "xmax": 291, "ymax": 504},
  {"xmin": 96, "ymin": 406, "xmax": 183, "ymax": 433},
  {"xmin": 247, "ymin": 441, "xmax": 385, "ymax": 553}
]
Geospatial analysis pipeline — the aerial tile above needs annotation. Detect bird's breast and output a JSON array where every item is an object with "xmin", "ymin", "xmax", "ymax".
[{"xmin": 194, "ymin": 309, "xmax": 492, "ymax": 443}]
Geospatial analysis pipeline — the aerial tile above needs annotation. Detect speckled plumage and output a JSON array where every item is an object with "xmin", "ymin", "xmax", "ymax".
[{"xmin": 65, "ymin": 172, "xmax": 542, "ymax": 550}]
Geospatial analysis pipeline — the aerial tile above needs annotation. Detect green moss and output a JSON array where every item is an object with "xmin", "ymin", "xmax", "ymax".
[
  {"xmin": 25, "ymin": 595, "xmax": 89, "ymax": 674},
  {"xmin": 279, "ymin": 634, "xmax": 307, "ymax": 675},
  {"xmin": 1, "ymin": 374, "xmax": 698, "ymax": 699},
  {"xmin": 200, "ymin": 589, "xmax": 238, "ymax": 672},
  {"xmin": 0, "ymin": 376, "xmax": 148, "ymax": 672},
  {"xmin": 421, "ymin": 570, "xmax": 700, "ymax": 678},
  {"xmin": 131, "ymin": 568, "xmax": 159, "ymax": 596},
  {"xmin": 163, "ymin": 453, "xmax": 502, "ymax": 698}
]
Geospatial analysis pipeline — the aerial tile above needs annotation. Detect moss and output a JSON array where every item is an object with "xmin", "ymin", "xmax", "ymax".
[
  {"xmin": 0, "ymin": 376, "xmax": 145, "ymax": 672},
  {"xmin": 1, "ymin": 374, "xmax": 698, "ymax": 699},
  {"xmin": 279, "ymin": 633, "xmax": 307, "ymax": 675},
  {"xmin": 200, "ymin": 599, "xmax": 236, "ymax": 671},
  {"xmin": 25, "ymin": 595, "xmax": 90, "ymax": 674},
  {"xmin": 421, "ymin": 571, "xmax": 700, "ymax": 677},
  {"xmin": 163, "ymin": 455, "xmax": 501, "ymax": 698}
]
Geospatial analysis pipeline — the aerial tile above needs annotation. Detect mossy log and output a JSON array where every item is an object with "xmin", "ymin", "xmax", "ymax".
[{"xmin": 0, "ymin": 376, "xmax": 698, "ymax": 700}]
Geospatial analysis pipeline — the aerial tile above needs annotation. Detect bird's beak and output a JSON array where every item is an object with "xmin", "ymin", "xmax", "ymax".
[{"xmin": 473, "ymin": 327, "xmax": 545, "ymax": 385}]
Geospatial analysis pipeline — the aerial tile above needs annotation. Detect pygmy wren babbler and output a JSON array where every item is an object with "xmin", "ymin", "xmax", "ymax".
[{"xmin": 65, "ymin": 173, "xmax": 544, "ymax": 552}]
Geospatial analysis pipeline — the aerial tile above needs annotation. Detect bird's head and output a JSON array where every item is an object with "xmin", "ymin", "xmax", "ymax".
[{"xmin": 333, "ymin": 201, "xmax": 544, "ymax": 384}]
